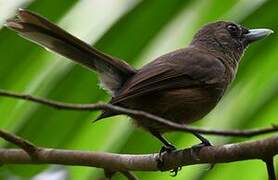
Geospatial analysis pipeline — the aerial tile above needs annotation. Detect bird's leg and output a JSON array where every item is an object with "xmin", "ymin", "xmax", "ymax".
[
  {"xmin": 192, "ymin": 132, "xmax": 212, "ymax": 148},
  {"xmin": 151, "ymin": 131, "xmax": 181, "ymax": 176},
  {"xmin": 191, "ymin": 132, "xmax": 214, "ymax": 169},
  {"xmin": 151, "ymin": 131, "xmax": 176, "ymax": 153}
]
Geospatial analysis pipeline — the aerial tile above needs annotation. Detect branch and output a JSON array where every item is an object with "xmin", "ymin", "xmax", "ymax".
[
  {"xmin": 0, "ymin": 89, "xmax": 277, "ymax": 137},
  {"xmin": 0, "ymin": 134, "xmax": 276, "ymax": 172},
  {"xmin": 0, "ymin": 129, "xmax": 276, "ymax": 179},
  {"xmin": 0, "ymin": 129, "xmax": 39, "ymax": 158}
]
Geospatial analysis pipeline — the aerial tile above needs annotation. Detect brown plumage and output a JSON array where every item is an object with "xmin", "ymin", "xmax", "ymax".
[{"xmin": 5, "ymin": 9, "xmax": 273, "ymax": 151}]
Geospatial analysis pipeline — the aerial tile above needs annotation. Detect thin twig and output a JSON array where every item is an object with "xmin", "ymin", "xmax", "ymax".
[
  {"xmin": 0, "ymin": 89, "xmax": 277, "ymax": 137},
  {"xmin": 264, "ymin": 158, "xmax": 276, "ymax": 180},
  {"xmin": 0, "ymin": 129, "xmax": 39, "ymax": 158},
  {"xmin": 0, "ymin": 135, "xmax": 277, "ymax": 171}
]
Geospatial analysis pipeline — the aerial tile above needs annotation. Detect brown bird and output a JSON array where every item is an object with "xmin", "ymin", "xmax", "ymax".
[{"xmin": 5, "ymin": 10, "xmax": 273, "ymax": 154}]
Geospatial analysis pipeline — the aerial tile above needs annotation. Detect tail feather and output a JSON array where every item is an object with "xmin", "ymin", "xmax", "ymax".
[{"xmin": 5, "ymin": 9, "xmax": 136, "ymax": 95}]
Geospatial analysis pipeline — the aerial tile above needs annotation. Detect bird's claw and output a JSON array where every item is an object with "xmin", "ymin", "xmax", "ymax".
[
  {"xmin": 170, "ymin": 166, "xmax": 182, "ymax": 176},
  {"xmin": 159, "ymin": 144, "xmax": 176, "ymax": 154},
  {"xmin": 192, "ymin": 140, "xmax": 211, "ymax": 149},
  {"xmin": 190, "ymin": 139, "xmax": 214, "ymax": 169},
  {"xmin": 157, "ymin": 144, "xmax": 182, "ymax": 176},
  {"xmin": 157, "ymin": 144, "xmax": 176, "ymax": 169}
]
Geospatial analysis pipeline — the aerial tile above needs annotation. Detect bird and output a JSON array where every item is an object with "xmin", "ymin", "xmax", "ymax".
[{"xmin": 5, "ymin": 9, "xmax": 273, "ymax": 155}]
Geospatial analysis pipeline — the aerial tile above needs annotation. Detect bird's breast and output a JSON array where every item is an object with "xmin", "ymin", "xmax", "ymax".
[{"xmin": 159, "ymin": 86, "xmax": 225, "ymax": 123}]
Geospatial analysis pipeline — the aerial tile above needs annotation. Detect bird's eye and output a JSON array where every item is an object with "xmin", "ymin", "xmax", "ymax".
[{"xmin": 227, "ymin": 24, "xmax": 239, "ymax": 35}]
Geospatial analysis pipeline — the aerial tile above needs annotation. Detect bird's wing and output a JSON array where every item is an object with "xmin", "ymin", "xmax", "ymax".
[
  {"xmin": 112, "ymin": 48, "xmax": 226, "ymax": 104},
  {"xmin": 5, "ymin": 9, "xmax": 136, "ymax": 95}
]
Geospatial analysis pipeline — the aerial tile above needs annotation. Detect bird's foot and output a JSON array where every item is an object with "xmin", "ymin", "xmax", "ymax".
[
  {"xmin": 190, "ymin": 139, "xmax": 214, "ymax": 170},
  {"xmin": 157, "ymin": 144, "xmax": 176, "ymax": 167},
  {"xmin": 157, "ymin": 144, "xmax": 182, "ymax": 176},
  {"xmin": 192, "ymin": 138, "xmax": 212, "ymax": 150},
  {"xmin": 159, "ymin": 144, "xmax": 176, "ymax": 155},
  {"xmin": 170, "ymin": 166, "xmax": 182, "ymax": 177}
]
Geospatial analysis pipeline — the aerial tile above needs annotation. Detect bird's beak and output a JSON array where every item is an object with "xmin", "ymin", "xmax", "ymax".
[{"xmin": 244, "ymin": 28, "xmax": 273, "ymax": 43}]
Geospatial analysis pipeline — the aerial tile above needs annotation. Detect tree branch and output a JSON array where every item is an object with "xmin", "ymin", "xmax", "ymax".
[
  {"xmin": 0, "ymin": 89, "xmax": 277, "ymax": 137},
  {"xmin": 0, "ymin": 129, "xmax": 277, "ymax": 172},
  {"xmin": 0, "ymin": 129, "xmax": 39, "ymax": 158}
]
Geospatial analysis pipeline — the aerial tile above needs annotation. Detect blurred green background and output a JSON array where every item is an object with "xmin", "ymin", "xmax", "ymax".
[{"xmin": 0, "ymin": 0, "xmax": 277, "ymax": 179}]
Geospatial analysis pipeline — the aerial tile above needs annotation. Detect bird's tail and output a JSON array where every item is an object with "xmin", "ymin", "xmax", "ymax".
[{"xmin": 5, "ymin": 9, "xmax": 136, "ymax": 96}]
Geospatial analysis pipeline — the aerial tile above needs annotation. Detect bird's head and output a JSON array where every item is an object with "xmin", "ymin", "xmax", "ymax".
[{"xmin": 191, "ymin": 21, "xmax": 273, "ymax": 62}]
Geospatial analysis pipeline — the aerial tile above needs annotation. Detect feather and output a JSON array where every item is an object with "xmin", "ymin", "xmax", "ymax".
[{"xmin": 5, "ymin": 9, "xmax": 136, "ymax": 95}]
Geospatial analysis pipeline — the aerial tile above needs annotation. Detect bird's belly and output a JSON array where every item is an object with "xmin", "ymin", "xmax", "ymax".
[
  {"xmin": 125, "ymin": 86, "xmax": 225, "ymax": 132},
  {"xmin": 161, "ymin": 87, "xmax": 223, "ymax": 123}
]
